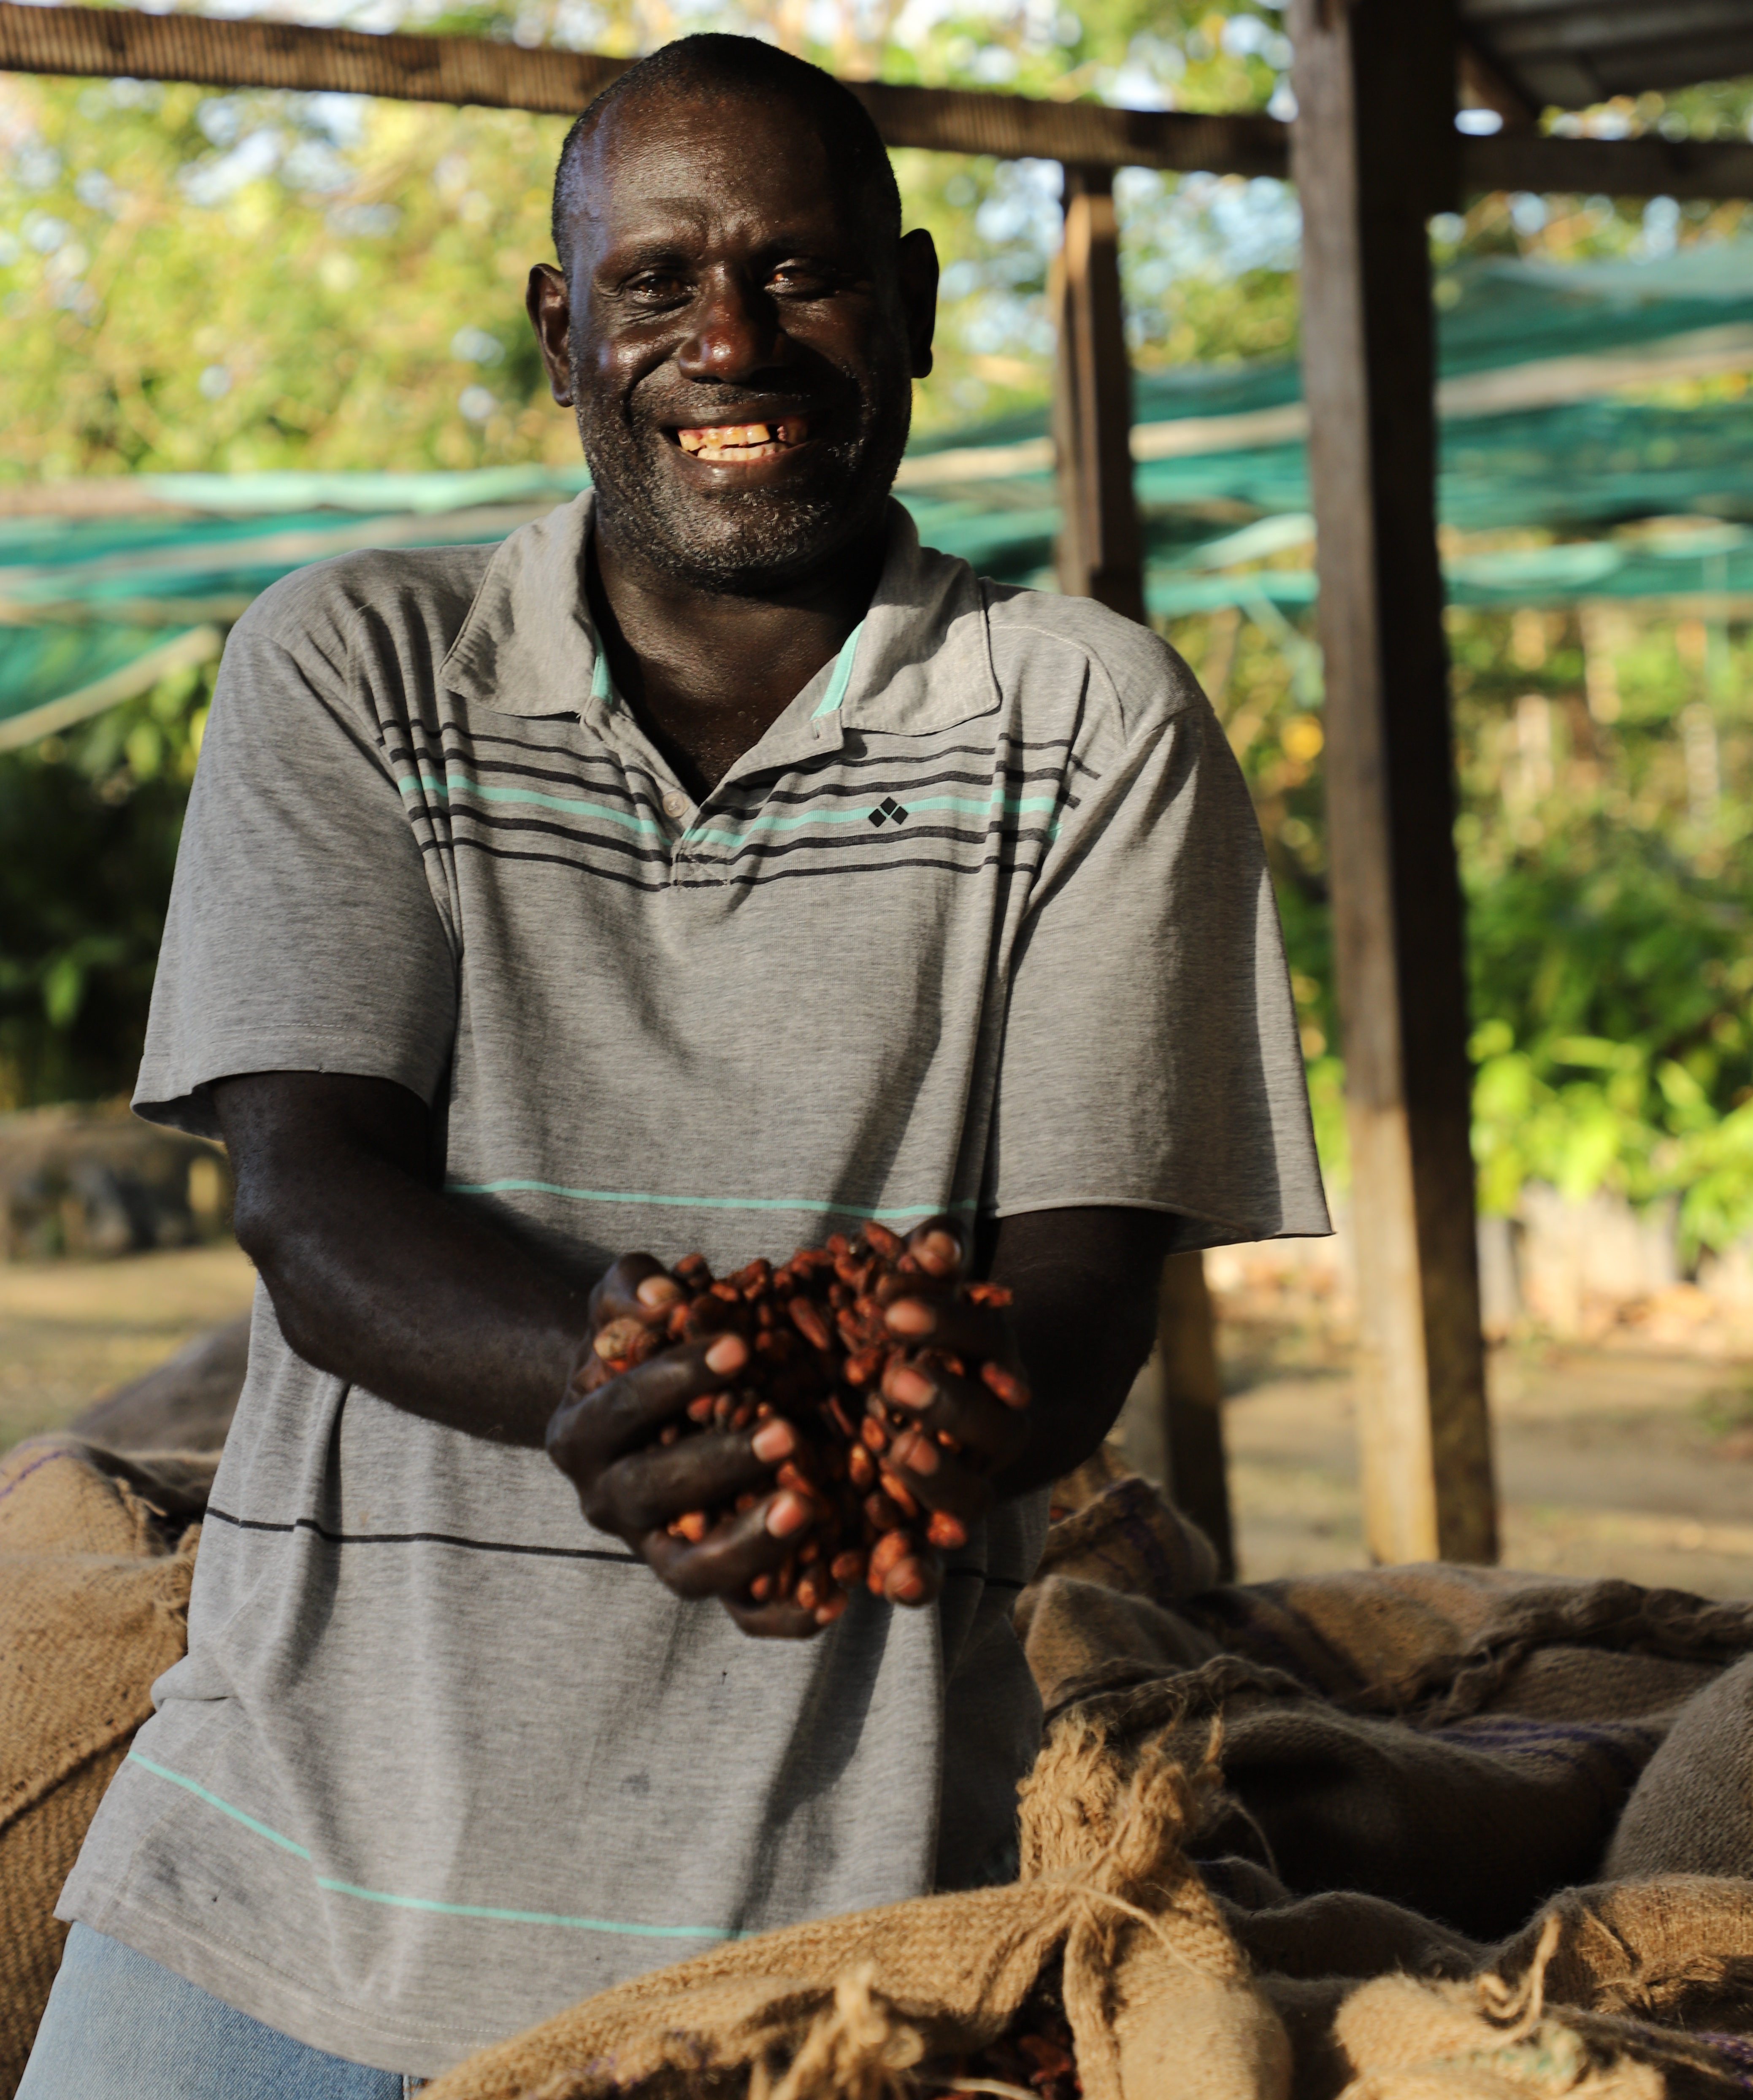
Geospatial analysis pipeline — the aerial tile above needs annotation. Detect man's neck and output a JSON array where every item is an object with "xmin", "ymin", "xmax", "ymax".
[{"xmin": 587, "ymin": 517, "xmax": 888, "ymax": 799}]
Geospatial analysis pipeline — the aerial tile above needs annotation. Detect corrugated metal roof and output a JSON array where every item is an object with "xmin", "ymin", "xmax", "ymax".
[{"xmin": 1461, "ymin": 0, "xmax": 1753, "ymax": 112}]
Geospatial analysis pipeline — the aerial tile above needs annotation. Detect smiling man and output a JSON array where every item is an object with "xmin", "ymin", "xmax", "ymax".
[{"xmin": 24, "ymin": 35, "xmax": 1326, "ymax": 2100}]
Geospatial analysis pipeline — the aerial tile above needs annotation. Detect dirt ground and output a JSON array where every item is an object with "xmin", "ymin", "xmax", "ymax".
[
  {"xmin": 0, "ymin": 1242, "xmax": 258, "ymax": 1451},
  {"xmin": 1121, "ymin": 1303, "xmax": 1753, "ymax": 1595},
  {"xmin": 5, "ymin": 1243, "xmax": 1753, "ymax": 1597}
]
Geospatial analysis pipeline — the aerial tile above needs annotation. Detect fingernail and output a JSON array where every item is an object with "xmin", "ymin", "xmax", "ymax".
[
  {"xmin": 919, "ymin": 1230, "xmax": 961, "ymax": 1271},
  {"xmin": 705, "ymin": 1335, "xmax": 747, "ymax": 1374},
  {"xmin": 885, "ymin": 1299, "xmax": 934, "ymax": 1337},
  {"xmin": 889, "ymin": 1564, "xmax": 927, "ymax": 1604},
  {"xmin": 751, "ymin": 1420, "xmax": 794, "ymax": 1462},
  {"xmin": 886, "ymin": 1365, "xmax": 933, "ymax": 1409},
  {"xmin": 638, "ymin": 1275, "xmax": 683, "ymax": 1308},
  {"xmin": 815, "ymin": 1595, "xmax": 849, "ymax": 1625},
  {"xmin": 893, "ymin": 1431, "xmax": 939, "ymax": 1475},
  {"xmin": 766, "ymin": 1491, "xmax": 810, "ymax": 1538}
]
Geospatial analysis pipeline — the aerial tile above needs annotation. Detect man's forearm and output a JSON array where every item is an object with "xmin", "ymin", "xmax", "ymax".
[
  {"xmin": 217, "ymin": 1073, "xmax": 586, "ymax": 1446},
  {"xmin": 988, "ymin": 1207, "xmax": 1174, "ymax": 1499}
]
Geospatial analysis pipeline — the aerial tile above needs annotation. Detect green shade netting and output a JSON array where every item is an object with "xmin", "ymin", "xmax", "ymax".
[{"xmin": 6, "ymin": 243, "xmax": 1753, "ymax": 733}]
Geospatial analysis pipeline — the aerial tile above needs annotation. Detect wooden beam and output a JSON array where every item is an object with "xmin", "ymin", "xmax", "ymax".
[
  {"xmin": 0, "ymin": 1, "xmax": 629, "ymax": 111},
  {"xmin": 1289, "ymin": 0, "xmax": 1498, "ymax": 1566},
  {"xmin": 1052, "ymin": 165, "xmax": 1144, "ymax": 624},
  {"xmin": 1157, "ymin": 1251, "xmax": 1235, "ymax": 1581},
  {"xmin": 6, "ymin": 5, "xmax": 1753, "ymax": 197},
  {"xmin": 1457, "ymin": 35, "xmax": 1539, "ymax": 133},
  {"xmin": 1464, "ymin": 129, "xmax": 1753, "ymax": 201},
  {"xmin": 0, "ymin": 3, "xmax": 1285, "ymax": 173}
]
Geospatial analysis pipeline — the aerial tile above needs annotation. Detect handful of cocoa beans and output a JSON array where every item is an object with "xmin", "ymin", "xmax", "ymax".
[{"xmin": 579, "ymin": 1222, "xmax": 1020, "ymax": 1623}]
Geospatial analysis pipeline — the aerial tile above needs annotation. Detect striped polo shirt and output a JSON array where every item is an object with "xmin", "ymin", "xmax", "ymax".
[{"xmin": 65, "ymin": 495, "xmax": 1326, "ymax": 2077}]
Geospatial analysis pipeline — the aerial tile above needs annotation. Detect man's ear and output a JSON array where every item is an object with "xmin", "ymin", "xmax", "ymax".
[
  {"xmin": 526, "ymin": 262, "xmax": 575, "ymax": 406},
  {"xmin": 898, "ymin": 227, "xmax": 938, "ymax": 380}
]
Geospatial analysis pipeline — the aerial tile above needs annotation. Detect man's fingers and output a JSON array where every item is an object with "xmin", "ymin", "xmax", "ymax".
[
  {"xmin": 881, "ymin": 1549, "xmax": 943, "ymax": 1608},
  {"xmin": 881, "ymin": 1426, "xmax": 996, "ymax": 1527},
  {"xmin": 879, "ymin": 1356, "xmax": 1028, "ymax": 1473},
  {"xmin": 882, "ymin": 1295, "xmax": 1023, "ymax": 1383},
  {"xmin": 640, "ymin": 1492, "xmax": 817, "ymax": 1601},
  {"xmin": 549, "ymin": 1331, "xmax": 749, "ymax": 1477},
  {"xmin": 593, "ymin": 1429, "xmax": 791, "ymax": 1537},
  {"xmin": 720, "ymin": 1594, "xmax": 829, "ymax": 1640},
  {"xmin": 902, "ymin": 1215, "xmax": 966, "ymax": 1281},
  {"xmin": 588, "ymin": 1252, "xmax": 684, "ymax": 1330}
]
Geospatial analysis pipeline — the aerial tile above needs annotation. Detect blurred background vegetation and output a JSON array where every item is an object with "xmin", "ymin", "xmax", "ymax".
[{"xmin": 0, "ymin": 0, "xmax": 1750, "ymax": 1258}]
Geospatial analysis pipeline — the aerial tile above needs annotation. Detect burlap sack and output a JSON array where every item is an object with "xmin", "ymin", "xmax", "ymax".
[
  {"xmin": 1017, "ymin": 1480, "xmax": 1752, "ymax": 1732},
  {"xmin": 422, "ymin": 1724, "xmax": 1290, "ymax": 2100},
  {"xmin": 1603, "ymin": 1656, "xmax": 1753, "ymax": 1884},
  {"xmin": 1325, "ymin": 1968, "xmax": 1665, "ymax": 2100},
  {"xmin": 0, "ymin": 1436, "xmax": 212, "ymax": 2095}
]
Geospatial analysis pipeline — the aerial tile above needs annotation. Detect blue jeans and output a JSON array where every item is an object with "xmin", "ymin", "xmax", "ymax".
[{"xmin": 20, "ymin": 1924, "xmax": 421, "ymax": 2098}]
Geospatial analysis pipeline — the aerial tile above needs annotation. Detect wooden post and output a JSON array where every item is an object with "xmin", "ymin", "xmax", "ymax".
[
  {"xmin": 1157, "ymin": 1251, "xmax": 1236, "ymax": 1580},
  {"xmin": 1053, "ymin": 164, "xmax": 1145, "ymax": 624},
  {"xmin": 1289, "ymin": 0, "xmax": 1497, "ymax": 1564},
  {"xmin": 1052, "ymin": 162, "xmax": 1231, "ymax": 1562}
]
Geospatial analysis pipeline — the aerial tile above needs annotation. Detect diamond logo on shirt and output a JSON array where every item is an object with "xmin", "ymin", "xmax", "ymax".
[{"xmin": 867, "ymin": 797, "xmax": 910, "ymax": 827}]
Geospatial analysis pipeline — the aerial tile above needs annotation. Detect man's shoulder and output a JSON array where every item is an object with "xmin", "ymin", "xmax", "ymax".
[
  {"xmin": 976, "ymin": 578, "xmax": 1206, "ymax": 744},
  {"xmin": 235, "ymin": 541, "xmax": 497, "ymax": 668}
]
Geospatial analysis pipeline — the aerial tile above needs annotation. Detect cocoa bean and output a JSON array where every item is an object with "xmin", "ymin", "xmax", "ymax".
[
  {"xmin": 877, "ymin": 1471, "xmax": 920, "ymax": 1519},
  {"xmin": 980, "ymin": 1362, "xmax": 1028, "ymax": 1409},
  {"xmin": 789, "ymin": 1299, "xmax": 834, "ymax": 1352},
  {"xmin": 867, "ymin": 1528, "xmax": 911, "ymax": 1590}
]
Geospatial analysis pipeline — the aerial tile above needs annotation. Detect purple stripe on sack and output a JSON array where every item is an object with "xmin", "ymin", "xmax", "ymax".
[{"xmin": 0, "ymin": 1443, "xmax": 74, "ymax": 1508}]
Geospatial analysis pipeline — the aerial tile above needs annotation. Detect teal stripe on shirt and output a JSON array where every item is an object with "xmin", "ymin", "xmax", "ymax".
[
  {"xmin": 398, "ymin": 771, "xmax": 670, "ymax": 838},
  {"xmin": 125, "ymin": 1753, "xmax": 740, "ymax": 1941},
  {"xmin": 400, "ymin": 769, "xmax": 1055, "ymax": 844},
  {"xmin": 447, "ymin": 1181, "xmax": 979, "ymax": 1220}
]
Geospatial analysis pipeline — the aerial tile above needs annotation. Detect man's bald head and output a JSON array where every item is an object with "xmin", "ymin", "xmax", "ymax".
[{"xmin": 550, "ymin": 35, "xmax": 901, "ymax": 272}]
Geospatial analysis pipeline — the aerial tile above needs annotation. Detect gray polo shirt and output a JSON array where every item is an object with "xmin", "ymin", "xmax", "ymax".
[{"xmin": 62, "ymin": 495, "xmax": 1327, "ymax": 2076}]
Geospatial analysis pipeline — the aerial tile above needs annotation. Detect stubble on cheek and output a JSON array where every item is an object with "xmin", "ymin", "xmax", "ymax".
[{"xmin": 569, "ymin": 343, "xmax": 912, "ymax": 592}]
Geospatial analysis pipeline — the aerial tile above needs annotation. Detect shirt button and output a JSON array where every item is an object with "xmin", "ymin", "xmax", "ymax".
[{"xmin": 662, "ymin": 790, "xmax": 690, "ymax": 819}]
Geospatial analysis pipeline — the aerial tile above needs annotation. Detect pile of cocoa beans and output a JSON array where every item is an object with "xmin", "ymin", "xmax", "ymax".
[
  {"xmin": 927, "ymin": 1972, "xmax": 1081, "ymax": 2100},
  {"xmin": 584, "ymin": 1222, "xmax": 1018, "ymax": 1622}
]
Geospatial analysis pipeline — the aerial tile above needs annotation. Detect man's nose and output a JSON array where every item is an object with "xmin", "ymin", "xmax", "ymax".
[{"xmin": 676, "ymin": 269, "xmax": 791, "ymax": 383}]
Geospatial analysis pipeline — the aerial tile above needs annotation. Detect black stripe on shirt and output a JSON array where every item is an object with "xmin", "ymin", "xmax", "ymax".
[
  {"xmin": 205, "ymin": 1505, "xmax": 1028, "ymax": 1591},
  {"xmin": 206, "ymin": 1504, "xmax": 641, "ymax": 1564},
  {"xmin": 432, "ymin": 833, "xmax": 1046, "ymax": 894}
]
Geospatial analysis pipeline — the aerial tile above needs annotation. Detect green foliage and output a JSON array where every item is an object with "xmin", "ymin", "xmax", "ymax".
[
  {"xmin": 1450, "ymin": 605, "xmax": 1753, "ymax": 1257},
  {"xmin": 0, "ymin": 660, "xmax": 211, "ymax": 1111}
]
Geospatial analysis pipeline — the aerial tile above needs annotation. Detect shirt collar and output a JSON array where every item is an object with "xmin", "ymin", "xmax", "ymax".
[{"xmin": 438, "ymin": 491, "xmax": 1002, "ymax": 746}]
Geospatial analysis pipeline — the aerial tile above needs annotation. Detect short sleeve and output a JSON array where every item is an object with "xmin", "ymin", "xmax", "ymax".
[
  {"xmin": 133, "ymin": 574, "xmax": 458, "ymax": 1139},
  {"xmin": 987, "ymin": 683, "xmax": 1330, "ymax": 1252}
]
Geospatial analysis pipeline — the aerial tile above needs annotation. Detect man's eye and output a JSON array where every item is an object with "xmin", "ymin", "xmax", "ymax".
[
  {"xmin": 625, "ymin": 272, "xmax": 688, "ymax": 302},
  {"xmin": 769, "ymin": 264, "xmax": 834, "ymax": 296}
]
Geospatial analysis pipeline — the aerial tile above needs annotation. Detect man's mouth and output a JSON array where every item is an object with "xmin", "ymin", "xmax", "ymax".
[{"xmin": 675, "ymin": 417, "xmax": 810, "ymax": 463}]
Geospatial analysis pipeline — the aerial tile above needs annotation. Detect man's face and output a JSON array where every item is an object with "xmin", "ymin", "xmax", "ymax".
[{"xmin": 528, "ymin": 89, "xmax": 937, "ymax": 594}]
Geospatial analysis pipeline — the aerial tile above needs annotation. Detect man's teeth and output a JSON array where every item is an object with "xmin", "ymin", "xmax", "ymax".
[{"xmin": 676, "ymin": 418, "xmax": 809, "ymax": 460}]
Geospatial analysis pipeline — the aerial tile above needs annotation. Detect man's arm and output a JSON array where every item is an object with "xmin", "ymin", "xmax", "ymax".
[
  {"xmin": 985, "ymin": 1204, "xmax": 1174, "ymax": 1496},
  {"xmin": 217, "ymin": 1069, "xmax": 1173, "ymax": 1614},
  {"xmin": 215, "ymin": 1070, "xmax": 586, "ymax": 1446}
]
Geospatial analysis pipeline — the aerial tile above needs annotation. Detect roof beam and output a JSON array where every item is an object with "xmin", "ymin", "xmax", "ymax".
[
  {"xmin": 0, "ymin": 4, "xmax": 1287, "ymax": 174},
  {"xmin": 3, "ymin": 3, "xmax": 1753, "ymax": 196},
  {"xmin": 1465, "ymin": 128, "xmax": 1753, "ymax": 199}
]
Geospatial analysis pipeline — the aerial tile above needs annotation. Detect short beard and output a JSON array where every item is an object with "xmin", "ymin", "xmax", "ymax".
[{"xmin": 572, "ymin": 351, "xmax": 911, "ymax": 596}]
